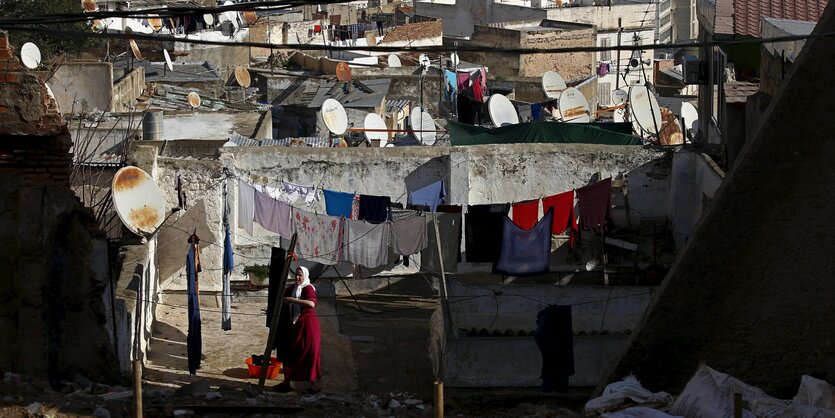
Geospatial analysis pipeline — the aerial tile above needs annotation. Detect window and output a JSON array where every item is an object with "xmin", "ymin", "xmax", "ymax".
[
  {"xmin": 598, "ymin": 81, "xmax": 612, "ymax": 105},
  {"xmin": 600, "ymin": 37, "xmax": 611, "ymax": 62}
]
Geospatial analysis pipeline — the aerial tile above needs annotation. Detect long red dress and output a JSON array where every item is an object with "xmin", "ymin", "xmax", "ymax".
[{"xmin": 282, "ymin": 285, "xmax": 322, "ymax": 382}]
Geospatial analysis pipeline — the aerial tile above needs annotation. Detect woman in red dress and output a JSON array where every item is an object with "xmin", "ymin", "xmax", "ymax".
[{"xmin": 276, "ymin": 266, "xmax": 322, "ymax": 393}]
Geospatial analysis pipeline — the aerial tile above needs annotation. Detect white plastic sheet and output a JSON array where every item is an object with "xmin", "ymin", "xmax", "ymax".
[{"xmin": 586, "ymin": 375, "xmax": 674, "ymax": 414}]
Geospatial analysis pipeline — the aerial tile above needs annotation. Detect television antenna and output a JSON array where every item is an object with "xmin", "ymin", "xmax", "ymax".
[
  {"xmin": 487, "ymin": 94, "xmax": 519, "ymax": 127},
  {"xmin": 321, "ymin": 98, "xmax": 348, "ymax": 136}
]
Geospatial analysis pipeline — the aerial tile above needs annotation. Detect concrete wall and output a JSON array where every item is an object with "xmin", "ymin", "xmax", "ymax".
[
  {"xmin": 667, "ymin": 148, "xmax": 724, "ymax": 249},
  {"xmin": 174, "ymin": 31, "xmax": 251, "ymax": 82},
  {"xmin": 49, "ymin": 61, "xmax": 114, "ymax": 114},
  {"xmin": 544, "ymin": 4, "xmax": 652, "ymax": 31},
  {"xmin": 606, "ymin": 2, "xmax": 835, "ymax": 397},
  {"xmin": 111, "ymin": 67, "xmax": 145, "ymax": 113}
]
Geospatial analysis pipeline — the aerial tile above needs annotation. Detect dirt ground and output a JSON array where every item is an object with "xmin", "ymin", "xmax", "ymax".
[{"xmin": 0, "ymin": 280, "xmax": 589, "ymax": 417}]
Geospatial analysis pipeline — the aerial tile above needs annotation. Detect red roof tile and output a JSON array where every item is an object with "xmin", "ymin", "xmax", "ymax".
[{"xmin": 732, "ymin": 0, "xmax": 828, "ymax": 36}]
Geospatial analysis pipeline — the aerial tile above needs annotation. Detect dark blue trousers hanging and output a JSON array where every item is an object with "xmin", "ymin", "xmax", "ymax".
[{"xmin": 186, "ymin": 242, "xmax": 202, "ymax": 375}]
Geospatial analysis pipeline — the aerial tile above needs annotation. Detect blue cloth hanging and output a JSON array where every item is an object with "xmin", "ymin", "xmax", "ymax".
[
  {"xmin": 221, "ymin": 224, "xmax": 234, "ymax": 331},
  {"xmin": 186, "ymin": 241, "xmax": 202, "ymax": 374},
  {"xmin": 493, "ymin": 208, "xmax": 553, "ymax": 276},
  {"xmin": 323, "ymin": 189, "xmax": 355, "ymax": 218}
]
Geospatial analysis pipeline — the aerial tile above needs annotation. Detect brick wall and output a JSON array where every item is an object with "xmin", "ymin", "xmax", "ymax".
[{"xmin": 0, "ymin": 31, "xmax": 73, "ymax": 186}]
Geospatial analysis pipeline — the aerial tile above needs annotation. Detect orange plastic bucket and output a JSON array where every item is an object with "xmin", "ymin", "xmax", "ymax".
[{"xmin": 245, "ymin": 357, "xmax": 282, "ymax": 379}]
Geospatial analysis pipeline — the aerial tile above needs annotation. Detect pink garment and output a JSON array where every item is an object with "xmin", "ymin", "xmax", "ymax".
[
  {"xmin": 457, "ymin": 72, "xmax": 470, "ymax": 91},
  {"xmin": 479, "ymin": 67, "xmax": 488, "ymax": 92},
  {"xmin": 512, "ymin": 199, "xmax": 540, "ymax": 230},
  {"xmin": 293, "ymin": 209, "xmax": 343, "ymax": 265}
]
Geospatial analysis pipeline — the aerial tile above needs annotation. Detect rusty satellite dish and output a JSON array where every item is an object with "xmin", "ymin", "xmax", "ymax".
[
  {"xmin": 658, "ymin": 107, "xmax": 684, "ymax": 145},
  {"xmin": 365, "ymin": 32, "xmax": 377, "ymax": 46},
  {"xmin": 336, "ymin": 62, "xmax": 352, "ymax": 82},
  {"xmin": 81, "ymin": 0, "xmax": 97, "ymax": 12},
  {"xmin": 129, "ymin": 40, "xmax": 142, "ymax": 60},
  {"xmin": 541, "ymin": 71, "xmax": 566, "ymax": 99},
  {"xmin": 242, "ymin": 11, "xmax": 258, "ymax": 25},
  {"xmin": 112, "ymin": 166, "xmax": 167, "ymax": 237},
  {"xmin": 187, "ymin": 92, "xmax": 202, "ymax": 108},
  {"xmin": 234, "ymin": 66, "xmax": 251, "ymax": 88},
  {"xmin": 558, "ymin": 87, "xmax": 591, "ymax": 123},
  {"xmin": 148, "ymin": 14, "xmax": 163, "ymax": 31}
]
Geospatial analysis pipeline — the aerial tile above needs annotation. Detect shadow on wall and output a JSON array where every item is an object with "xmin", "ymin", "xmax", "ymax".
[
  {"xmin": 404, "ymin": 156, "xmax": 449, "ymax": 199},
  {"xmin": 157, "ymin": 199, "xmax": 215, "ymax": 286}
]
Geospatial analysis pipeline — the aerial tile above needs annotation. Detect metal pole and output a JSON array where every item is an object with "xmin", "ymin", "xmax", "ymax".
[{"xmin": 615, "ymin": 18, "xmax": 622, "ymax": 90}]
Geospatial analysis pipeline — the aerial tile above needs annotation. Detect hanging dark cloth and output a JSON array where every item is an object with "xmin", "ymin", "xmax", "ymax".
[
  {"xmin": 420, "ymin": 213, "xmax": 461, "ymax": 274},
  {"xmin": 577, "ymin": 178, "xmax": 612, "ymax": 229},
  {"xmin": 465, "ymin": 203, "xmax": 509, "ymax": 263},
  {"xmin": 358, "ymin": 194, "xmax": 391, "ymax": 224},
  {"xmin": 266, "ymin": 247, "xmax": 293, "ymax": 360},
  {"xmin": 457, "ymin": 94, "xmax": 475, "ymax": 124},
  {"xmin": 493, "ymin": 209, "xmax": 553, "ymax": 276},
  {"xmin": 186, "ymin": 234, "xmax": 202, "ymax": 375},
  {"xmin": 535, "ymin": 305, "xmax": 574, "ymax": 393}
]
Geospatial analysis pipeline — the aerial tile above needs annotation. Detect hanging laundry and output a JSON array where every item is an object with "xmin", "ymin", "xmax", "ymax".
[
  {"xmin": 531, "ymin": 103, "xmax": 543, "ymax": 121},
  {"xmin": 323, "ymin": 189, "xmax": 355, "ymax": 218},
  {"xmin": 512, "ymin": 199, "xmax": 540, "ymax": 230},
  {"xmin": 457, "ymin": 72, "xmax": 470, "ymax": 92},
  {"xmin": 343, "ymin": 219, "xmax": 390, "ymax": 268},
  {"xmin": 350, "ymin": 194, "xmax": 361, "ymax": 220},
  {"xmin": 407, "ymin": 180, "xmax": 445, "ymax": 212},
  {"xmin": 493, "ymin": 208, "xmax": 553, "ymax": 276},
  {"xmin": 535, "ymin": 305, "xmax": 574, "ymax": 393},
  {"xmin": 359, "ymin": 194, "xmax": 391, "ymax": 224},
  {"xmin": 444, "ymin": 70, "xmax": 457, "ymax": 101},
  {"xmin": 472, "ymin": 80, "xmax": 484, "ymax": 103},
  {"xmin": 457, "ymin": 93, "xmax": 475, "ymax": 124},
  {"xmin": 479, "ymin": 67, "xmax": 488, "ymax": 95},
  {"xmin": 577, "ymin": 178, "xmax": 612, "ymax": 229},
  {"xmin": 222, "ymin": 184, "xmax": 234, "ymax": 331},
  {"xmin": 598, "ymin": 62, "xmax": 609, "ymax": 76},
  {"xmin": 542, "ymin": 190, "xmax": 578, "ymax": 248},
  {"xmin": 253, "ymin": 190, "xmax": 293, "ymax": 238},
  {"xmin": 186, "ymin": 234, "xmax": 202, "ymax": 375},
  {"xmin": 292, "ymin": 209, "xmax": 343, "ymax": 265},
  {"xmin": 465, "ymin": 203, "xmax": 510, "ymax": 263},
  {"xmin": 275, "ymin": 181, "xmax": 319, "ymax": 206},
  {"xmin": 238, "ymin": 180, "xmax": 255, "ymax": 235},
  {"xmin": 391, "ymin": 214, "xmax": 428, "ymax": 255},
  {"xmin": 420, "ymin": 213, "xmax": 461, "ymax": 274}
]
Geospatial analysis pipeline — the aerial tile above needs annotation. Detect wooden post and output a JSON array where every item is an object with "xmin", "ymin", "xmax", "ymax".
[
  {"xmin": 133, "ymin": 360, "xmax": 143, "ymax": 418},
  {"xmin": 433, "ymin": 215, "xmax": 456, "ymax": 336},
  {"xmin": 257, "ymin": 234, "xmax": 298, "ymax": 389},
  {"xmin": 733, "ymin": 393, "xmax": 742, "ymax": 418},
  {"xmin": 434, "ymin": 380, "xmax": 444, "ymax": 418}
]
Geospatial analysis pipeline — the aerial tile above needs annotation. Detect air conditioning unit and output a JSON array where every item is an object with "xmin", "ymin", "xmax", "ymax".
[{"xmin": 680, "ymin": 55, "xmax": 703, "ymax": 84}]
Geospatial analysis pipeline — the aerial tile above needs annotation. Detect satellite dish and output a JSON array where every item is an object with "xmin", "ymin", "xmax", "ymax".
[
  {"xmin": 387, "ymin": 54, "xmax": 401, "ymax": 68},
  {"xmin": 613, "ymin": 107, "xmax": 626, "ymax": 123},
  {"xmin": 681, "ymin": 102, "xmax": 699, "ymax": 136},
  {"xmin": 321, "ymin": 98, "xmax": 348, "ymax": 135},
  {"xmin": 234, "ymin": 66, "xmax": 251, "ymax": 88},
  {"xmin": 419, "ymin": 54, "xmax": 430, "ymax": 68},
  {"xmin": 163, "ymin": 49, "xmax": 173, "ymax": 72},
  {"xmin": 242, "ymin": 11, "xmax": 258, "ymax": 25},
  {"xmin": 409, "ymin": 106, "xmax": 437, "ymax": 146},
  {"xmin": 148, "ymin": 14, "xmax": 162, "ymax": 31},
  {"xmin": 81, "ymin": 0, "xmax": 97, "ymax": 12},
  {"xmin": 558, "ymin": 87, "xmax": 591, "ymax": 123},
  {"xmin": 112, "ymin": 166, "xmax": 167, "ymax": 237},
  {"xmin": 628, "ymin": 85, "xmax": 663, "ymax": 135},
  {"xmin": 611, "ymin": 89, "xmax": 628, "ymax": 105},
  {"xmin": 91, "ymin": 19, "xmax": 105, "ymax": 33},
  {"xmin": 365, "ymin": 32, "xmax": 377, "ymax": 46},
  {"xmin": 450, "ymin": 53, "xmax": 460, "ymax": 67},
  {"xmin": 223, "ymin": 1, "xmax": 237, "ymax": 24},
  {"xmin": 203, "ymin": 14, "xmax": 215, "ymax": 26},
  {"xmin": 363, "ymin": 113, "xmax": 388, "ymax": 146},
  {"xmin": 19, "ymin": 42, "xmax": 41, "ymax": 69},
  {"xmin": 541, "ymin": 71, "xmax": 566, "ymax": 99},
  {"xmin": 335, "ymin": 62, "xmax": 352, "ymax": 82},
  {"xmin": 187, "ymin": 92, "xmax": 201, "ymax": 108},
  {"xmin": 487, "ymin": 94, "xmax": 519, "ymax": 127},
  {"xmin": 129, "ymin": 40, "xmax": 142, "ymax": 60},
  {"xmin": 658, "ymin": 108, "xmax": 684, "ymax": 145}
]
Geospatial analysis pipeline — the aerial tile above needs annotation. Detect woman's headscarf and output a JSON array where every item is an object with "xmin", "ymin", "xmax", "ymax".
[{"xmin": 290, "ymin": 266, "xmax": 314, "ymax": 324}]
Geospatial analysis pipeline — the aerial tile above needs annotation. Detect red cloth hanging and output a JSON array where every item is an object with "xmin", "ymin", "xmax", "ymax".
[
  {"xmin": 577, "ymin": 178, "xmax": 612, "ymax": 229},
  {"xmin": 512, "ymin": 199, "xmax": 540, "ymax": 230},
  {"xmin": 542, "ymin": 190, "xmax": 578, "ymax": 248}
]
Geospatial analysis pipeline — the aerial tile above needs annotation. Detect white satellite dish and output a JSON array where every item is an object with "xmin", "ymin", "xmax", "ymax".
[
  {"xmin": 541, "ymin": 71, "xmax": 566, "ymax": 99},
  {"xmin": 363, "ymin": 113, "xmax": 388, "ymax": 147},
  {"xmin": 387, "ymin": 54, "xmax": 401, "ymax": 68},
  {"xmin": 112, "ymin": 166, "xmax": 167, "ymax": 237},
  {"xmin": 419, "ymin": 53, "xmax": 430, "ymax": 68},
  {"xmin": 487, "ymin": 94, "xmax": 519, "ymax": 127},
  {"xmin": 20, "ymin": 42, "xmax": 41, "ymax": 69},
  {"xmin": 613, "ymin": 107, "xmax": 626, "ymax": 123},
  {"xmin": 628, "ymin": 85, "xmax": 663, "ymax": 135},
  {"xmin": 558, "ymin": 87, "xmax": 591, "ymax": 123},
  {"xmin": 450, "ymin": 53, "xmax": 460, "ymax": 67},
  {"xmin": 611, "ymin": 89, "xmax": 628, "ymax": 105},
  {"xmin": 163, "ymin": 49, "xmax": 173, "ymax": 72},
  {"xmin": 222, "ymin": 1, "xmax": 238, "ymax": 28},
  {"xmin": 203, "ymin": 13, "xmax": 214, "ymax": 26},
  {"xmin": 681, "ymin": 102, "xmax": 699, "ymax": 136},
  {"xmin": 409, "ymin": 107, "xmax": 437, "ymax": 146},
  {"xmin": 321, "ymin": 98, "xmax": 348, "ymax": 135}
]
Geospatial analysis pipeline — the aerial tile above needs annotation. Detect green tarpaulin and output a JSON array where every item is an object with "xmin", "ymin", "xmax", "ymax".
[{"xmin": 447, "ymin": 120, "xmax": 643, "ymax": 146}]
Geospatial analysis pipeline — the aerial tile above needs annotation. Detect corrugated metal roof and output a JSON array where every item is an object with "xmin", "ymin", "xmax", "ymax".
[
  {"xmin": 307, "ymin": 79, "xmax": 391, "ymax": 109},
  {"xmin": 721, "ymin": 0, "xmax": 827, "ymax": 36},
  {"xmin": 228, "ymin": 131, "xmax": 333, "ymax": 147},
  {"xmin": 385, "ymin": 99, "xmax": 410, "ymax": 113}
]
